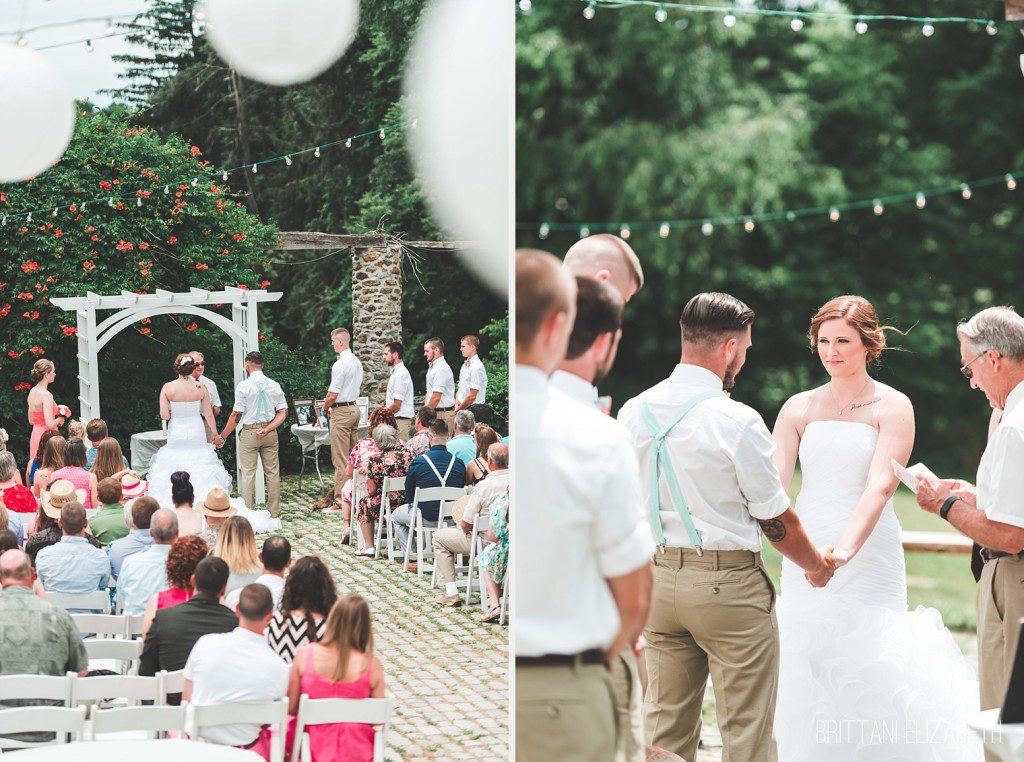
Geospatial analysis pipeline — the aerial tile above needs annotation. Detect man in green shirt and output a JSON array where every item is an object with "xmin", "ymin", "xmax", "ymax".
[
  {"xmin": 88, "ymin": 477, "xmax": 129, "ymax": 545},
  {"xmin": 0, "ymin": 549, "xmax": 88, "ymax": 743}
]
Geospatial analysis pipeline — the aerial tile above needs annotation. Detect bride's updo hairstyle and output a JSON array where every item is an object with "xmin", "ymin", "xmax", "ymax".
[
  {"xmin": 171, "ymin": 471, "xmax": 195, "ymax": 507},
  {"xmin": 173, "ymin": 353, "xmax": 198, "ymax": 377},
  {"xmin": 808, "ymin": 295, "xmax": 903, "ymax": 365},
  {"xmin": 30, "ymin": 359, "xmax": 55, "ymax": 384}
]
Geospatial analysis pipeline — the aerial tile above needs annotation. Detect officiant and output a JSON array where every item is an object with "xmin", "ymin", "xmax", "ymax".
[
  {"xmin": 190, "ymin": 351, "xmax": 220, "ymax": 442},
  {"xmin": 917, "ymin": 306, "xmax": 1024, "ymax": 732}
]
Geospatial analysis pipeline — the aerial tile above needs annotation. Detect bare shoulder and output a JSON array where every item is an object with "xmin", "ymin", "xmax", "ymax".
[
  {"xmin": 873, "ymin": 381, "xmax": 913, "ymax": 416},
  {"xmin": 778, "ymin": 389, "xmax": 818, "ymax": 426}
]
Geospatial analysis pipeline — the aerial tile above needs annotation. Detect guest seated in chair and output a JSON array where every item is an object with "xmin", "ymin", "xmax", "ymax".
[
  {"xmin": 337, "ymin": 408, "xmax": 398, "ymax": 545},
  {"xmin": 355, "ymin": 425, "xmax": 412, "ymax": 557},
  {"xmin": 266, "ymin": 555, "xmax": 337, "ymax": 664},
  {"xmin": 34, "ymin": 495, "xmax": 110, "ymax": 611},
  {"xmin": 141, "ymin": 534, "xmax": 209, "ymax": 639},
  {"xmin": 107, "ymin": 496, "xmax": 160, "ymax": 580}
]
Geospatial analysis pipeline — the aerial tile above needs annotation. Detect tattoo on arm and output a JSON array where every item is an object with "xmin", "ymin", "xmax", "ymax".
[{"xmin": 759, "ymin": 518, "xmax": 787, "ymax": 543}]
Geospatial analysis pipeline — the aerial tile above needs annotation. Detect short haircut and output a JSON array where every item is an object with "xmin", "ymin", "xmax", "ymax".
[
  {"xmin": 461, "ymin": 335, "xmax": 480, "ymax": 348},
  {"xmin": 237, "ymin": 583, "xmax": 275, "ymax": 620},
  {"xmin": 60, "ymin": 502, "xmax": 86, "ymax": 535},
  {"xmin": 85, "ymin": 419, "xmax": 107, "ymax": 443},
  {"xmin": 454, "ymin": 410, "xmax": 475, "ymax": 433},
  {"xmin": 385, "ymin": 341, "xmax": 403, "ymax": 358},
  {"xmin": 565, "ymin": 276, "xmax": 624, "ymax": 360},
  {"xmin": 0, "ymin": 549, "xmax": 31, "ymax": 582},
  {"xmin": 0, "ymin": 530, "xmax": 18, "ymax": 555},
  {"xmin": 680, "ymin": 292, "xmax": 755, "ymax": 349},
  {"xmin": 563, "ymin": 234, "xmax": 645, "ymax": 292},
  {"xmin": 516, "ymin": 249, "xmax": 574, "ymax": 348},
  {"xmin": 372, "ymin": 424, "xmax": 399, "ymax": 452},
  {"xmin": 131, "ymin": 496, "xmax": 160, "ymax": 530},
  {"xmin": 96, "ymin": 477, "xmax": 123, "ymax": 505},
  {"xmin": 428, "ymin": 419, "xmax": 449, "ymax": 439},
  {"xmin": 957, "ymin": 306, "xmax": 1024, "ymax": 362},
  {"xmin": 244, "ymin": 351, "xmax": 264, "ymax": 367},
  {"xmin": 0, "ymin": 452, "xmax": 16, "ymax": 483},
  {"xmin": 425, "ymin": 337, "xmax": 444, "ymax": 353},
  {"xmin": 467, "ymin": 403, "xmax": 493, "ymax": 426},
  {"xmin": 150, "ymin": 509, "xmax": 179, "ymax": 543},
  {"xmin": 331, "ymin": 327, "xmax": 350, "ymax": 341},
  {"xmin": 487, "ymin": 442, "xmax": 509, "ymax": 468},
  {"xmin": 260, "ymin": 535, "xmax": 291, "ymax": 572},
  {"xmin": 193, "ymin": 556, "xmax": 231, "ymax": 596},
  {"xmin": 416, "ymin": 406, "xmax": 437, "ymax": 427}
]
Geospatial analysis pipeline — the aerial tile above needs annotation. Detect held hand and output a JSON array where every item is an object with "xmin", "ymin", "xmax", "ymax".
[
  {"xmin": 831, "ymin": 546, "xmax": 853, "ymax": 568},
  {"xmin": 634, "ymin": 635, "xmax": 647, "ymax": 656},
  {"xmin": 804, "ymin": 546, "xmax": 837, "ymax": 588},
  {"xmin": 915, "ymin": 477, "xmax": 951, "ymax": 515}
]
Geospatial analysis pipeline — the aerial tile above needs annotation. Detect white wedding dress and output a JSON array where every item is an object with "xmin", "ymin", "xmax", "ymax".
[
  {"xmin": 145, "ymin": 400, "xmax": 281, "ymax": 534},
  {"xmin": 776, "ymin": 420, "xmax": 981, "ymax": 761}
]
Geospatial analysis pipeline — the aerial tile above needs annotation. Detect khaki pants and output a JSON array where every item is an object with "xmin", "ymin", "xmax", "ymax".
[
  {"xmin": 432, "ymin": 526, "xmax": 472, "ymax": 586},
  {"xmin": 330, "ymin": 405, "xmax": 360, "ymax": 497},
  {"xmin": 436, "ymin": 408, "xmax": 456, "ymax": 436},
  {"xmin": 979, "ymin": 554, "xmax": 1024, "ymax": 761},
  {"xmin": 610, "ymin": 647, "xmax": 645, "ymax": 762},
  {"xmin": 644, "ymin": 548, "xmax": 778, "ymax": 762},
  {"xmin": 516, "ymin": 659, "xmax": 617, "ymax": 762},
  {"xmin": 395, "ymin": 418, "xmax": 414, "ymax": 442},
  {"xmin": 238, "ymin": 425, "xmax": 281, "ymax": 517}
]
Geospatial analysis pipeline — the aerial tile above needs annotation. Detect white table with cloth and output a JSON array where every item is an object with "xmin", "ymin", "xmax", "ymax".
[
  {"xmin": 129, "ymin": 430, "xmax": 167, "ymax": 477},
  {"xmin": 292, "ymin": 423, "xmax": 330, "ymax": 493}
]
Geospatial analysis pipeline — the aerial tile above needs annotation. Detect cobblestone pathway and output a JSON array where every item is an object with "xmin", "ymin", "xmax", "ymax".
[{"xmin": 273, "ymin": 475, "xmax": 509, "ymax": 761}]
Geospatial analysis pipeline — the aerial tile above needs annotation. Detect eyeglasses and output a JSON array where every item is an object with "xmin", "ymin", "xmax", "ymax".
[{"xmin": 960, "ymin": 351, "xmax": 987, "ymax": 379}]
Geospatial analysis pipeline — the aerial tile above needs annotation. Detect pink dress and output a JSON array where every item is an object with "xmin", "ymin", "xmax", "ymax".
[
  {"xmin": 291, "ymin": 645, "xmax": 376, "ymax": 762},
  {"xmin": 28, "ymin": 404, "xmax": 58, "ymax": 462},
  {"xmin": 48, "ymin": 466, "xmax": 93, "ymax": 510}
]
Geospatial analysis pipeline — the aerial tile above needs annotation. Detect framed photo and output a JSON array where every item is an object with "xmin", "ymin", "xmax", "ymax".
[
  {"xmin": 292, "ymin": 398, "xmax": 316, "ymax": 428},
  {"xmin": 357, "ymin": 396, "xmax": 369, "ymax": 428},
  {"xmin": 314, "ymin": 399, "xmax": 330, "ymax": 429}
]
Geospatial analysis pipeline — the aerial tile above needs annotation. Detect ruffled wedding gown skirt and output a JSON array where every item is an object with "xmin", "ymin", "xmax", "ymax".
[
  {"xmin": 145, "ymin": 401, "xmax": 281, "ymax": 534},
  {"xmin": 776, "ymin": 421, "xmax": 980, "ymax": 761}
]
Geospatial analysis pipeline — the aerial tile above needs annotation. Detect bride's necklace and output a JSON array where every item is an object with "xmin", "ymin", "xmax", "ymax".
[{"xmin": 828, "ymin": 377, "xmax": 871, "ymax": 417}]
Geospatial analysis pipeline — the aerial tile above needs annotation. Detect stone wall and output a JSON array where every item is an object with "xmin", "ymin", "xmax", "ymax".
[{"xmin": 351, "ymin": 241, "xmax": 403, "ymax": 406}]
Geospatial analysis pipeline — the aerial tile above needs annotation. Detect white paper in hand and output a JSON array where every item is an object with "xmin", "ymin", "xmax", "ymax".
[{"xmin": 891, "ymin": 460, "xmax": 940, "ymax": 494}]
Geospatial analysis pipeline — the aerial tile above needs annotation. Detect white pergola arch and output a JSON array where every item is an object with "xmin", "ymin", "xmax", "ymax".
[{"xmin": 51, "ymin": 287, "xmax": 283, "ymax": 497}]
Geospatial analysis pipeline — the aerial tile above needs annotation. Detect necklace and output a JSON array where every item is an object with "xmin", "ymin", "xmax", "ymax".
[{"xmin": 828, "ymin": 377, "xmax": 871, "ymax": 417}]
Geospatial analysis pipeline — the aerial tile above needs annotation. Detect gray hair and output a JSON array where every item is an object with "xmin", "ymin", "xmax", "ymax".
[
  {"xmin": 487, "ymin": 442, "xmax": 509, "ymax": 469},
  {"xmin": 0, "ymin": 452, "xmax": 16, "ymax": 483},
  {"xmin": 956, "ymin": 307, "xmax": 1024, "ymax": 362},
  {"xmin": 150, "ymin": 508, "xmax": 179, "ymax": 543},
  {"xmin": 372, "ymin": 424, "xmax": 399, "ymax": 452},
  {"xmin": 454, "ymin": 409, "xmax": 475, "ymax": 433}
]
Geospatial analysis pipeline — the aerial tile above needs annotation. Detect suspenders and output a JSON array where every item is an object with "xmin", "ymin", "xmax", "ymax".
[
  {"xmin": 640, "ymin": 391, "xmax": 723, "ymax": 553},
  {"xmin": 423, "ymin": 453, "xmax": 456, "ymax": 486},
  {"xmin": 251, "ymin": 378, "xmax": 274, "ymax": 423}
]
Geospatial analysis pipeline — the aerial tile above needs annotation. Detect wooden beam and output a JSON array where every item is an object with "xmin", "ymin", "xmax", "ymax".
[
  {"xmin": 274, "ymin": 231, "xmax": 472, "ymax": 251},
  {"xmin": 400, "ymin": 240, "xmax": 475, "ymax": 250},
  {"xmin": 902, "ymin": 530, "xmax": 973, "ymax": 554}
]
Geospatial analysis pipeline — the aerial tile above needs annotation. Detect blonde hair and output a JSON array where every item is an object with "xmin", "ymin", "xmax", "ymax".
[
  {"xmin": 320, "ymin": 594, "xmax": 374, "ymax": 682},
  {"xmin": 213, "ymin": 515, "xmax": 261, "ymax": 574},
  {"xmin": 30, "ymin": 359, "xmax": 54, "ymax": 384},
  {"xmin": 67, "ymin": 420, "xmax": 85, "ymax": 440},
  {"xmin": 91, "ymin": 438, "xmax": 126, "ymax": 482},
  {"xmin": 0, "ymin": 504, "xmax": 8, "ymax": 533}
]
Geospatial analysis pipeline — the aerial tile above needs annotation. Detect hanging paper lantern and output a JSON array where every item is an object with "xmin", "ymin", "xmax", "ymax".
[
  {"xmin": 404, "ymin": 0, "xmax": 511, "ymax": 296},
  {"xmin": 204, "ymin": 0, "xmax": 359, "ymax": 86},
  {"xmin": 0, "ymin": 47, "xmax": 75, "ymax": 183}
]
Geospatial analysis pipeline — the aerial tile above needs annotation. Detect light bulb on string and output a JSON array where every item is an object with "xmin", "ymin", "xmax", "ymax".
[
  {"xmin": 986, "ymin": 21, "xmax": 997, "ymax": 35},
  {"xmin": 659, "ymin": 222, "xmax": 670, "ymax": 238},
  {"xmin": 81, "ymin": 203, "xmax": 87, "ymax": 211},
  {"xmin": 723, "ymin": 12, "xmax": 737, "ymax": 28},
  {"xmin": 222, "ymin": 170, "xmax": 229, "ymax": 180},
  {"xmin": 583, "ymin": 1, "xmax": 596, "ymax": 20},
  {"xmin": 1, "ymin": 216, "xmax": 6, "ymax": 226},
  {"xmin": 105, "ymin": 20, "xmax": 116, "ymax": 36},
  {"xmin": 855, "ymin": 19, "xmax": 868, "ymax": 34},
  {"xmin": 915, "ymin": 192, "xmax": 926, "ymax": 208},
  {"xmin": 790, "ymin": 18, "xmax": 804, "ymax": 32},
  {"xmin": 580, "ymin": 225, "xmax": 590, "ymax": 238},
  {"xmin": 379, "ymin": 130, "xmax": 386, "ymax": 140},
  {"xmin": 26, "ymin": 213, "xmax": 32, "ymax": 221},
  {"xmin": 285, "ymin": 155, "xmax": 292, "ymax": 166},
  {"xmin": 16, "ymin": 34, "xmax": 27, "ymax": 47},
  {"xmin": 744, "ymin": 217, "xmax": 755, "ymax": 232},
  {"xmin": 960, "ymin": 183, "xmax": 972, "ymax": 200},
  {"xmin": 85, "ymin": 40, "xmax": 94, "ymax": 52},
  {"xmin": 52, "ymin": 208, "xmax": 58, "ymax": 217},
  {"xmin": 107, "ymin": 198, "xmax": 114, "ymax": 208},
  {"xmin": 136, "ymin": 196, "xmax": 142, "ymax": 207},
  {"xmin": 785, "ymin": 211, "xmax": 796, "ymax": 222},
  {"xmin": 191, "ymin": 178, "xmax": 198, "ymax": 186},
  {"xmin": 315, "ymin": 146, "xmax": 322, "ymax": 157},
  {"xmin": 655, "ymin": 4, "xmax": 668, "ymax": 23},
  {"xmin": 518, "ymin": 0, "xmax": 532, "ymax": 12},
  {"xmin": 620, "ymin": 225, "xmax": 631, "ymax": 240},
  {"xmin": 164, "ymin": 185, "xmax": 169, "ymax": 194},
  {"xmin": 345, "ymin": 138, "xmax": 352, "ymax": 148},
  {"xmin": 829, "ymin": 207, "xmax": 840, "ymax": 222},
  {"xmin": 873, "ymin": 199, "xmax": 884, "ymax": 215},
  {"xmin": 922, "ymin": 22, "xmax": 935, "ymax": 37},
  {"xmin": 194, "ymin": 9, "xmax": 206, "ymax": 22},
  {"xmin": 251, "ymin": 164, "xmax": 258, "ymax": 173},
  {"xmin": 539, "ymin": 222, "xmax": 550, "ymax": 240},
  {"xmin": 1007, "ymin": 174, "xmax": 1018, "ymax": 191},
  {"xmin": 701, "ymin": 220, "xmax": 714, "ymax": 236}
]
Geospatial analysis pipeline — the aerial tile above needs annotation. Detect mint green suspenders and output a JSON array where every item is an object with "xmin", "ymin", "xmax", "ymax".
[
  {"xmin": 639, "ymin": 391, "xmax": 723, "ymax": 552},
  {"xmin": 251, "ymin": 378, "xmax": 274, "ymax": 423}
]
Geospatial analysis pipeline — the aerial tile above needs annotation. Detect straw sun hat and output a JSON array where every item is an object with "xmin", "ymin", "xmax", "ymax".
[
  {"xmin": 40, "ymin": 479, "xmax": 87, "ymax": 519},
  {"xmin": 196, "ymin": 487, "xmax": 237, "ymax": 518}
]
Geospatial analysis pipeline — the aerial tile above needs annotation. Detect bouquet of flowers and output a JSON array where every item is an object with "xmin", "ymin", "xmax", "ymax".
[{"xmin": 57, "ymin": 405, "xmax": 71, "ymax": 418}]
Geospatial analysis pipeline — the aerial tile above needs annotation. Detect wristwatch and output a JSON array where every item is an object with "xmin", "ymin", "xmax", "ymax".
[{"xmin": 940, "ymin": 495, "xmax": 960, "ymax": 521}]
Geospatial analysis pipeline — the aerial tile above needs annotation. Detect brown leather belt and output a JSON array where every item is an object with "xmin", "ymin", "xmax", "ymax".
[
  {"xmin": 516, "ymin": 649, "xmax": 605, "ymax": 667},
  {"xmin": 435, "ymin": 406, "xmax": 455, "ymax": 412},
  {"xmin": 980, "ymin": 548, "xmax": 1023, "ymax": 563},
  {"xmin": 396, "ymin": 416, "xmax": 412, "ymax": 420},
  {"xmin": 330, "ymin": 401, "xmax": 356, "ymax": 408}
]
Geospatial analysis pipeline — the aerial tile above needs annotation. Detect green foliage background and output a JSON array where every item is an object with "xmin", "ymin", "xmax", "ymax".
[
  {"xmin": 516, "ymin": 2, "xmax": 1024, "ymax": 475},
  {"xmin": 0, "ymin": 0, "xmax": 507, "ymax": 471}
]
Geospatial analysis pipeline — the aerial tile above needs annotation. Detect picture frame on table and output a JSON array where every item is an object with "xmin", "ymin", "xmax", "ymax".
[
  {"xmin": 314, "ymin": 399, "xmax": 331, "ymax": 429},
  {"xmin": 292, "ymin": 398, "xmax": 316, "ymax": 428}
]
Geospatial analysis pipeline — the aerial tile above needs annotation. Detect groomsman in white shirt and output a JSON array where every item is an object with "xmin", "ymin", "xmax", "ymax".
[
  {"xmin": 383, "ymin": 341, "xmax": 415, "ymax": 441},
  {"xmin": 455, "ymin": 335, "xmax": 487, "ymax": 412},
  {"xmin": 423, "ymin": 337, "xmax": 456, "ymax": 433},
  {"xmin": 516, "ymin": 250, "xmax": 654, "ymax": 762},
  {"xmin": 190, "ymin": 351, "xmax": 220, "ymax": 442},
  {"xmin": 563, "ymin": 233, "xmax": 645, "ymax": 303},
  {"xmin": 323, "ymin": 328, "xmax": 364, "ymax": 504},
  {"xmin": 618, "ymin": 292, "xmax": 836, "ymax": 762}
]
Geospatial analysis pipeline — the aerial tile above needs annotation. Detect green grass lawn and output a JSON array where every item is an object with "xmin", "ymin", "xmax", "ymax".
[{"xmin": 762, "ymin": 474, "xmax": 978, "ymax": 631}]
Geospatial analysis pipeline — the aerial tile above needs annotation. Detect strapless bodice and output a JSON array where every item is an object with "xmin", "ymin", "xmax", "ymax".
[
  {"xmin": 797, "ymin": 420, "xmax": 880, "ymax": 505},
  {"xmin": 169, "ymin": 400, "xmax": 202, "ymax": 417}
]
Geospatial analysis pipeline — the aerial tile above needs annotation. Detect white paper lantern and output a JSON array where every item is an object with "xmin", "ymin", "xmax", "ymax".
[
  {"xmin": 404, "ymin": 0, "xmax": 512, "ymax": 296},
  {"xmin": 0, "ymin": 47, "xmax": 75, "ymax": 183},
  {"xmin": 204, "ymin": 0, "xmax": 359, "ymax": 86}
]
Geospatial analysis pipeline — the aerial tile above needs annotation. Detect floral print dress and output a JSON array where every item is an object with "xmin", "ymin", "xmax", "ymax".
[
  {"xmin": 479, "ymin": 491, "xmax": 509, "ymax": 585},
  {"xmin": 358, "ymin": 447, "xmax": 412, "ymax": 524},
  {"xmin": 341, "ymin": 436, "xmax": 382, "ymax": 505}
]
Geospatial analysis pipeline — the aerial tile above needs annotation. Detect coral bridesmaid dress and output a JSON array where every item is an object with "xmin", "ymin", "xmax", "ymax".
[{"xmin": 28, "ymin": 403, "xmax": 58, "ymax": 462}]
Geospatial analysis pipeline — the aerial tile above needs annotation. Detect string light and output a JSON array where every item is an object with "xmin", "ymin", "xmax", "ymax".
[
  {"xmin": 190, "ymin": 178, "xmax": 198, "ymax": 186},
  {"xmin": 379, "ymin": 129, "xmax": 386, "ymax": 140},
  {"xmin": 723, "ymin": 12, "xmax": 736, "ymax": 27},
  {"xmin": 315, "ymin": 146, "xmax": 321, "ymax": 157},
  {"xmin": 659, "ymin": 221, "xmax": 670, "ymax": 237},
  {"xmin": 16, "ymin": 34, "xmax": 28, "ymax": 47},
  {"xmin": 785, "ymin": 211, "xmax": 796, "ymax": 222},
  {"xmin": 922, "ymin": 22, "xmax": 935, "ymax": 37},
  {"xmin": 655, "ymin": 4, "xmax": 668, "ymax": 23},
  {"xmin": 580, "ymin": 225, "xmax": 591, "ymax": 238},
  {"xmin": 519, "ymin": 0, "xmax": 533, "ymax": 12},
  {"xmin": 104, "ymin": 19, "xmax": 116, "ymax": 36},
  {"xmin": 583, "ymin": 1, "xmax": 596, "ymax": 20},
  {"xmin": 26, "ymin": 213, "xmax": 32, "ymax": 221},
  {"xmin": 855, "ymin": 19, "xmax": 868, "ymax": 34},
  {"xmin": 539, "ymin": 222, "xmax": 550, "ymax": 239},
  {"xmin": 701, "ymin": 220, "xmax": 713, "ymax": 236},
  {"xmin": 163, "ymin": 185, "xmax": 169, "ymax": 194},
  {"xmin": 620, "ymin": 224, "xmax": 631, "ymax": 239},
  {"xmin": 986, "ymin": 21, "xmax": 997, "ymax": 35},
  {"xmin": 193, "ymin": 9, "xmax": 206, "ymax": 22},
  {"xmin": 222, "ymin": 170, "xmax": 229, "ymax": 180},
  {"xmin": 136, "ymin": 196, "xmax": 142, "ymax": 207},
  {"xmin": 85, "ymin": 39, "xmax": 94, "ymax": 52},
  {"xmin": 873, "ymin": 199, "xmax": 884, "ymax": 215},
  {"xmin": 960, "ymin": 183, "xmax": 972, "ymax": 200},
  {"xmin": 790, "ymin": 18, "xmax": 804, "ymax": 32},
  {"xmin": 743, "ymin": 217, "xmax": 755, "ymax": 232},
  {"xmin": 284, "ymin": 155, "xmax": 292, "ymax": 166},
  {"xmin": 828, "ymin": 206, "xmax": 840, "ymax": 222},
  {"xmin": 345, "ymin": 139, "xmax": 352, "ymax": 148},
  {"xmin": 51, "ymin": 208, "xmax": 58, "ymax": 217},
  {"xmin": 915, "ymin": 192, "xmax": 927, "ymax": 208},
  {"xmin": 1008, "ymin": 174, "xmax": 1018, "ymax": 191},
  {"xmin": 251, "ymin": 164, "xmax": 258, "ymax": 173}
]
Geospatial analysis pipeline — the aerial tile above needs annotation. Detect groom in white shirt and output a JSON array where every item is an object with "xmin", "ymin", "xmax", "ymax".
[{"xmin": 618, "ymin": 292, "xmax": 836, "ymax": 762}]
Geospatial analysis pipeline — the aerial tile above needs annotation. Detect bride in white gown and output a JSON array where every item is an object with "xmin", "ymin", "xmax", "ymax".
[
  {"xmin": 771, "ymin": 296, "xmax": 980, "ymax": 761},
  {"xmin": 145, "ymin": 355, "xmax": 280, "ymax": 535}
]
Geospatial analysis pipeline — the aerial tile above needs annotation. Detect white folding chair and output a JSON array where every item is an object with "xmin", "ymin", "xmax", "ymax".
[
  {"xmin": 157, "ymin": 669, "xmax": 184, "ymax": 704},
  {"xmin": 0, "ymin": 706, "xmax": 85, "ymax": 749},
  {"xmin": 375, "ymin": 476, "xmax": 405, "ymax": 561},
  {"xmin": 89, "ymin": 703, "xmax": 186, "ymax": 740},
  {"xmin": 83, "ymin": 638, "xmax": 143, "ymax": 675},
  {"xmin": 350, "ymin": 470, "xmax": 367, "ymax": 549},
  {"xmin": 46, "ymin": 590, "xmax": 111, "ymax": 614},
  {"xmin": 290, "ymin": 695, "xmax": 391, "ymax": 762},
  {"xmin": 125, "ymin": 614, "xmax": 146, "ymax": 639},
  {"xmin": 0, "ymin": 674, "xmax": 71, "ymax": 707},
  {"xmin": 70, "ymin": 613, "xmax": 126, "ymax": 638},
  {"xmin": 190, "ymin": 697, "xmax": 289, "ymax": 762},
  {"xmin": 463, "ymin": 514, "xmax": 487, "ymax": 606},
  {"xmin": 402, "ymin": 486, "xmax": 466, "ymax": 576},
  {"xmin": 70, "ymin": 673, "xmax": 160, "ymax": 707},
  {"xmin": 500, "ymin": 556, "xmax": 511, "ymax": 626}
]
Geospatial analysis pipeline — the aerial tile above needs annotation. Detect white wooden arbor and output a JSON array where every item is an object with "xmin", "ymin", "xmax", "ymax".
[{"xmin": 51, "ymin": 287, "xmax": 283, "ymax": 499}]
